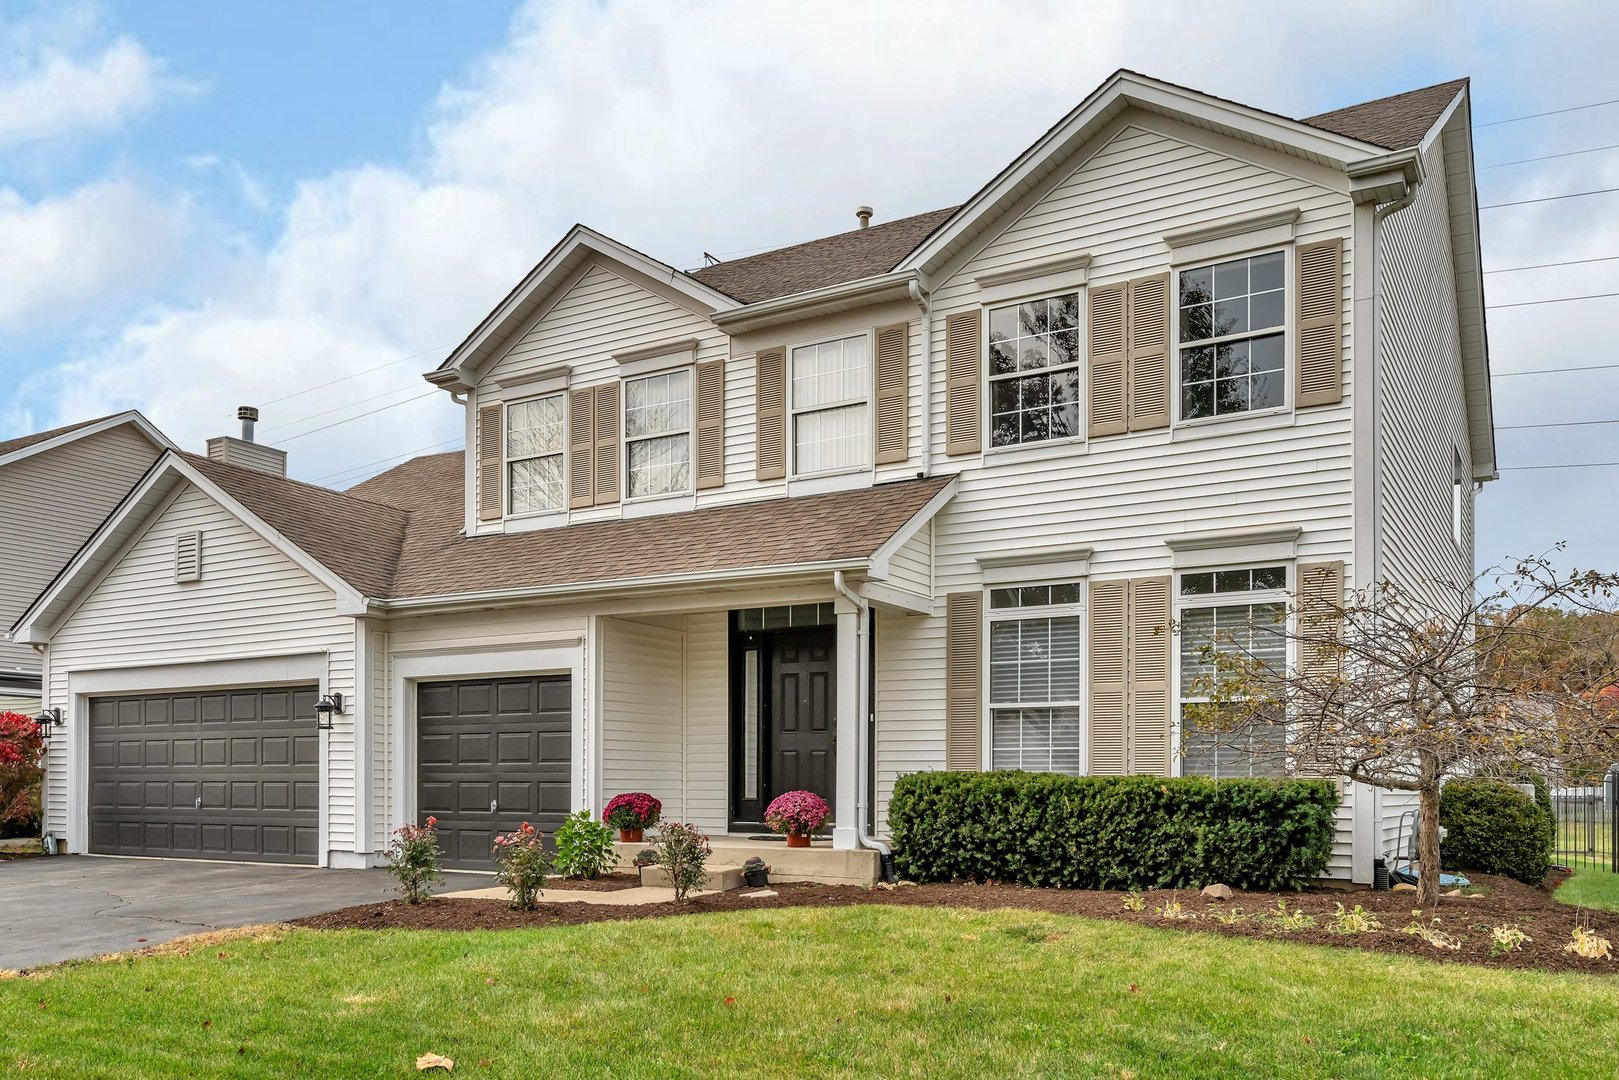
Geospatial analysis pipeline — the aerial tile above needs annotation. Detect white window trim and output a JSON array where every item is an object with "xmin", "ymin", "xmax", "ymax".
[
  {"xmin": 983, "ymin": 579, "xmax": 1089, "ymax": 776},
  {"xmin": 505, "ymin": 390, "xmax": 568, "ymax": 521},
  {"xmin": 1171, "ymin": 562, "xmax": 1294, "ymax": 779},
  {"xmin": 788, "ymin": 330, "xmax": 875, "ymax": 479},
  {"xmin": 1170, "ymin": 242, "xmax": 1294, "ymax": 429},
  {"xmin": 981, "ymin": 284, "xmax": 1088, "ymax": 455},
  {"xmin": 622, "ymin": 363, "xmax": 696, "ymax": 503}
]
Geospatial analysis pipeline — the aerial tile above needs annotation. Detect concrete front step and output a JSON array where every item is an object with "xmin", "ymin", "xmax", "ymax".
[
  {"xmin": 613, "ymin": 839, "xmax": 880, "ymax": 887},
  {"xmin": 638, "ymin": 865, "xmax": 745, "ymax": 891}
]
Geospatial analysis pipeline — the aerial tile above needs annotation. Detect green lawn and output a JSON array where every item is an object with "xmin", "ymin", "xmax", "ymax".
[
  {"xmin": 5, "ymin": 906, "xmax": 1617, "ymax": 1079},
  {"xmin": 1556, "ymin": 865, "xmax": 1619, "ymax": 912}
]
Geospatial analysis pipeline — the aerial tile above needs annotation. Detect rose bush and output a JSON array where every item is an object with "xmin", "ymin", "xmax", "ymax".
[
  {"xmin": 603, "ymin": 792, "xmax": 662, "ymax": 832},
  {"xmin": 493, "ymin": 821, "xmax": 553, "ymax": 910},
  {"xmin": 0, "ymin": 711, "xmax": 45, "ymax": 837},
  {"xmin": 764, "ymin": 790, "xmax": 830, "ymax": 837},
  {"xmin": 384, "ymin": 816, "xmax": 442, "ymax": 904},
  {"xmin": 652, "ymin": 821, "xmax": 711, "ymax": 902}
]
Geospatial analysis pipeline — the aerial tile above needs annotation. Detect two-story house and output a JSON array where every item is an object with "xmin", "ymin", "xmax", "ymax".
[{"xmin": 13, "ymin": 71, "xmax": 1492, "ymax": 883}]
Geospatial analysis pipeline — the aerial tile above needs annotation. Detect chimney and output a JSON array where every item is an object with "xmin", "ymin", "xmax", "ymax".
[
  {"xmin": 207, "ymin": 405, "xmax": 287, "ymax": 476},
  {"xmin": 855, "ymin": 205, "xmax": 873, "ymax": 229}
]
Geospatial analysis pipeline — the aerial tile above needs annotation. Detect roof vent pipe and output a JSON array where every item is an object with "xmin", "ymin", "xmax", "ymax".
[
  {"xmin": 237, "ymin": 406, "xmax": 259, "ymax": 443},
  {"xmin": 855, "ymin": 206, "xmax": 873, "ymax": 229}
]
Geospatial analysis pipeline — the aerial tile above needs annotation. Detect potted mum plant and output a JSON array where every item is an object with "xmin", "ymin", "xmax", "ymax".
[
  {"xmin": 742, "ymin": 855, "xmax": 770, "ymax": 887},
  {"xmin": 603, "ymin": 792, "xmax": 661, "ymax": 843},
  {"xmin": 764, "ymin": 790, "xmax": 829, "ymax": 848}
]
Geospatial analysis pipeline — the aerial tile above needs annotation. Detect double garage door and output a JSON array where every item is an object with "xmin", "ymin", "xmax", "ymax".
[{"xmin": 88, "ymin": 686, "xmax": 320, "ymax": 864}]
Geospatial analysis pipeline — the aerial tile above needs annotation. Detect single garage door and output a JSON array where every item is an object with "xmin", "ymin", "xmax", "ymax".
[
  {"xmin": 88, "ymin": 687, "xmax": 320, "ymax": 864},
  {"xmin": 418, "ymin": 675, "xmax": 571, "ymax": 870}
]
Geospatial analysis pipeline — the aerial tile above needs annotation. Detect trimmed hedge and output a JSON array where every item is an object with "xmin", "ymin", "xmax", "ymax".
[
  {"xmin": 889, "ymin": 771, "xmax": 1340, "ymax": 890},
  {"xmin": 1440, "ymin": 777, "xmax": 1554, "ymax": 885}
]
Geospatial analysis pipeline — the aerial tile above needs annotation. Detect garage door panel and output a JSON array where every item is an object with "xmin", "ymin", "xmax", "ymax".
[
  {"xmin": 88, "ymin": 685, "xmax": 319, "ymax": 864},
  {"xmin": 418, "ymin": 675, "xmax": 573, "ymax": 871}
]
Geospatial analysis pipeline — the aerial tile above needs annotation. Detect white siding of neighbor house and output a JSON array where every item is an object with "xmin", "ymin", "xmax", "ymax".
[
  {"xmin": 0, "ymin": 691, "xmax": 39, "ymax": 713},
  {"xmin": 1374, "ymin": 135, "xmax": 1473, "ymax": 604},
  {"xmin": 601, "ymin": 617, "xmax": 686, "ymax": 819},
  {"xmin": 0, "ymin": 423, "xmax": 162, "ymax": 680},
  {"xmin": 40, "ymin": 484, "xmax": 357, "ymax": 849},
  {"xmin": 868, "ymin": 115, "xmax": 1362, "ymax": 878}
]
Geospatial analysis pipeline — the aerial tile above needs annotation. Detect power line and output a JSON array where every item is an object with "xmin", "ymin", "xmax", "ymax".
[
  {"xmin": 1485, "ymin": 255, "xmax": 1619, "ymax": 275},
  {"xmin": 265, "ymin": 380, "xmax": 434, "ymax": 435},
  {"xmin": 1500, "ymin": 461, "xmax": 1619, "ymax": 471},
  {"xmin": 1493, "ymin": 363, "xmax": 1619, "ymax": 378},
  {"xmin": 273, "ymin": 390, "xmax": 441, "ymax": 445},
  {"xmin": 1498, "ymin": 417, "xmax": 1619, "ymax": 431},
  {"xmin": 1488, "ymin": 291, "xmax": 1619, "ymax": 310},
  {"xmin": 261, "ymin": 341, "xmax": 457, "ymax": 406},
  {"xmin": 314, "ymin": 438, "xmax": 464, "ymax": 485},
  {"xmin": 1480, "ymin": 143, "xmax": 1619, "ymax": 169},
  {"xmin": 1479, "ymin": 186, "xmax": 1619, "ymax": 210},
  {"xmin": 1475, "ymin": 98, "xmax": 1619, "ymax": 129}
]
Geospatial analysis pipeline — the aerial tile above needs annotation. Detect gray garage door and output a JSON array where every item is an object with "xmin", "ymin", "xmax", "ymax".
[
  {"xmin": 88, "ymin": 687, "xmax": 320, "ymax": 864},
  {"xmin": 418, "ymin": 675, "xmax": 572, "ymax": 871}
]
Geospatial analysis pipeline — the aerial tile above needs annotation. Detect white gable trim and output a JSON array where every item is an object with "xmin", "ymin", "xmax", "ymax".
[{"xmin": 0, "ymin": 411, "xmax": 173, "ymax": 470}]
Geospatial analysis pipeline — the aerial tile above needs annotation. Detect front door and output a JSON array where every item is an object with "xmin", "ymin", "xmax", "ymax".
[{"xmin": 730, "ymin": 624, "xmax": 837, "ymax": 832}]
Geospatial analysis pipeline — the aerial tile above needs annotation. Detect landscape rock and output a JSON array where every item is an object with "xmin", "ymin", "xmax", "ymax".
[
  {"xmin": 1392, "ymin": 883, "xmax": 1418, "ymax": 893},
  {"xmin": 741, "ymin": 890, "xmax": 777, "ymax": 899},
  {"xmin": 1200, "ymin": 884, "xmax": 1234, "ymax": 901}
]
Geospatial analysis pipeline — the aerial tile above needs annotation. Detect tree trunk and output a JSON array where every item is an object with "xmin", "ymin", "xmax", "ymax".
[{"xmin": 1417, "ymin": 782, "xmax": 1443, "ymax": 908}]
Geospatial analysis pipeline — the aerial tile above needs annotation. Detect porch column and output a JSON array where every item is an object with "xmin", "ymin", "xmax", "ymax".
[{"xmin": 833, "ymin": 596, "xmax": 863, "ymax": 850}]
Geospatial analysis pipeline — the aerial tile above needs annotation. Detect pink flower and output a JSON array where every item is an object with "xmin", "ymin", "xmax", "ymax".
[
  {"xmin": 425, "ymin": 816, "xmax": 437, "ymax": 828},
  {"xmin": 765, "ymin": 790, "xmax": 830, "ymax": 836}
]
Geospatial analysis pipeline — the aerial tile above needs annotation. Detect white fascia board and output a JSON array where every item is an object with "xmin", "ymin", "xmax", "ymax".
[
  {"xmin": 433, "ymin": 226, "xmax": 740, "ymax": 386},
  {"xmin": 866, "ymin": 477, "xmax": 958, "ymax": 580},
  {"xmin": 0, "ymin": 410, "xmax": 174, "ymax": 470},
  {"xmin": 899, "ymin": 70, "xmax": 1385, "ymax": 276},
  {"xmin": 710, "ymin": 271, "xmax": 921, "ymax": 335}
]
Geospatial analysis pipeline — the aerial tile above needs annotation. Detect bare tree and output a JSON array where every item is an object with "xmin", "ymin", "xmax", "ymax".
[{"xmin": 1185, "ymin": 554, "xmax": 1619, "ymax": 907}]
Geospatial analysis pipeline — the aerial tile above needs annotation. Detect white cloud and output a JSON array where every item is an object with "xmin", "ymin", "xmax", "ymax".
[{"xmin": 0, "ymin": 33, "xmax": 190, "ymax": 148}]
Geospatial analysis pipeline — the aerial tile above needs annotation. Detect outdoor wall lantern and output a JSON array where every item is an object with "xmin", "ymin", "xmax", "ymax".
[
  {"xmin": 34, "ymin": 708, "xmax": 62, "ymax": 742},
  {"xmin": 313, "ymin": 693, "xmax": 344, "ymax": 730}
]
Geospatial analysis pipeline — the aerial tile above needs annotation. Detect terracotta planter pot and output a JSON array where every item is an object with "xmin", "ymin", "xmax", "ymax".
[
  {"xmin": 618, "ymin": 827, "xmax": 644, "ymax": 843},
  {"xmin": 785, "ymin": 832, "xmax": 811, "ymax": 849}
]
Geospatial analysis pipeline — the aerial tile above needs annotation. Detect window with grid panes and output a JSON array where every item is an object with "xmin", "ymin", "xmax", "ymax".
[
  {"xmin": 1178, "ymin": 251, "xmax": 1286, "ymax": 420},
  {"xmin": 988, "ymin": 582, "xmax": 1083, "ymax": 774}
]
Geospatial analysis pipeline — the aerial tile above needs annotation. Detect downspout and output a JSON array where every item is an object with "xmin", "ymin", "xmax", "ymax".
[
  {"xmin": 910, "ymin": 279, "xmax": 932, "ymax": 478},
  {"xmin": 833, "ymin": 570, "xmax": 898, "ymax": 883}
]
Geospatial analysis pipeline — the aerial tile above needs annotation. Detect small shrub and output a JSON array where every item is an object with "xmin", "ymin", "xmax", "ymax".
[
  {"xmin": 1207, "ymin": 905, "xmax": 1249, "ymax": 926},
  {"xmin": 1489, "ymin": 924, "xmax": 1530, "ymax": 956},
  {"xmin": 1402, "ymin": 911, "xmax": 1462, "ymax": 951},
  {"xmin": 653, "ymin": 821, "xmax": 711, "ymax": 902},
  {"xmin": 764, "ymin": 790, "xmax": 831, "ymax": 838},
  {"xmin": 384, "ymin": 817, "xmax": 441, "ymax": 904},
  {"xmin": 1261, "ymin": 900, "xmax": 1316, "ymax": 932},
  {"xmin": 1440, "ymin": 778, "xmax": 1553, "ymax": 885},
  {"xmin": 1121, "ymin": 891, "xmax": 1147, "ymax": 912},
  {"xmin": 603, "ymin": 792, "xmax": 662, "ymax": 833},
  {"xmin": 493, "ymin": 822, "xmax": 553, "ymax": 910},
  {"xmin": 0, "ymin": 711, "xmax": 45, "ymax": 835},
  {"xmin": 1327, "ymin": 903, "xmax": 1381, "ymax": 935},
  {"xmin": 889, "ymin": 772, "xmax": 1339, "ymax": 890},
  {"xmin": 1565, "ymin": 924, "xmax": 1613, "ymax": 960},
  {"xmin": 554, "ymin": 809, "xmax": 616, "ymax": 879}
]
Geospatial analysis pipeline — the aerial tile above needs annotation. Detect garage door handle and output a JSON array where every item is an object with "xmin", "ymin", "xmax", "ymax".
[
  {"xmin": 195, "ymin": 796, "xmax": 202, "ymax": 809},
  {"xmin": 490, "ymin": 799, "xmax": 498, "ymax": 813}
]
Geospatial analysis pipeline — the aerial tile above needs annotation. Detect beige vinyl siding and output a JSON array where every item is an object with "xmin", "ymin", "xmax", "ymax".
[
  {"xmin": 681, "ymin": 610, "xmax": 729, "ymax": 834},
  {"xmin": 368, "ymin": 626, "xmax": 391, "ymax": 847},
  {"xmin": 1374, "ymin": 137, "xmax": 1472, "ymax": 606},
  {"xmin": 600, "ymin": 617, "xmax": 686, "ymax": 818},
  {"xmin": 0, "ymin": 424, "xmax": 161, "ymax": 680},
  {"xmin": 871, "ymin": 117, "xmax": 1360, "ymax": 873},
  {"xmin": 42, "ymin": 484, "xmax": 356, "ymax": 848},
  {"xmin": 884, "ymin": 523, "xmax": 933, "ymax": 599}
]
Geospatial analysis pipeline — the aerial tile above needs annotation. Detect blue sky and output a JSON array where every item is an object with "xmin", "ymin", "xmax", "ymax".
[{"xmin": 1, "ymin": 0, "xmax": 1617, "ymax": 573}]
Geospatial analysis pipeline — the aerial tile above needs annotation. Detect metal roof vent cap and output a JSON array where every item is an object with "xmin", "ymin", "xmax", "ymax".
[
  {"xmin": 237, "ymin": 405, "xmax": 260, "ymax": 442},
  {"xmin": 855, "ymin": 206, "xmax": 873, "ymax": 229}
]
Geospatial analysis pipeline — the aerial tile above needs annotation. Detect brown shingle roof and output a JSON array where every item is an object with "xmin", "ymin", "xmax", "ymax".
[
  {"xmin": 1301, "ymin": 78, "xmax": 1468, "ymax": 151},
  {"xmin": 689, "ymin": 207, "xmax": 958, "ymax": 303},
  {"xmin": 345, "ymin": 452, "xmax": 950, "ymax": 600},
  {"xmin": 183, "ymin": 453, "xmax": 408, "ymax": 599},
  {"xmin": 0, "ymin": 415, "xmax": 113, "ymax": 459}
]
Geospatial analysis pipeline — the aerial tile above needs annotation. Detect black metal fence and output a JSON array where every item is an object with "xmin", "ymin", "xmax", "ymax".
[{"xmin": 1552, "ymin": 770, "xmax": 1618, "ymax": 873}]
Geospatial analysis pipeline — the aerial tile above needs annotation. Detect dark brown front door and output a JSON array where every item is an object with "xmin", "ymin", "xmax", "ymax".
[{"xmin": 731, "ymin": 625, "xmax": 836, "ymax": 831}]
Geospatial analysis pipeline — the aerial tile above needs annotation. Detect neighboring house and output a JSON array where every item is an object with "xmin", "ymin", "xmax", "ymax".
[
  {"xmin": 0, "ymin": 413, "xmax": 171, "ymax": 714},
  {"xmin": 12, "ymin": 70, "xmax": 1492, "ymax": 882}
]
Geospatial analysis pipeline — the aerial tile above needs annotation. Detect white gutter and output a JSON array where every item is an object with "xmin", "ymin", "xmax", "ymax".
[
  {"xmin": 712, "ymin": 271, "xmax": 918, "ymax": 335},
  {"xmin": 832, "ymin": 569, "xmax": 895, "ymax": 878}
]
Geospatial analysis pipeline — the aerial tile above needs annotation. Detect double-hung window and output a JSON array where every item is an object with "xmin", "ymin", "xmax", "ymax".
[
  {"xmin": 1177, "ymin": 565, "xmax": 1288, "ymax": 778},
  {"xmin": 988, "ymin": 582, "xmax": 1083, "ymax": 775},
  {"xmin": 988, "ymin": 292, "xmax": 1080, "ymax": 447},
  {"xmin": 624, "ymin": 369, "xmax": 692, "ymax": 498},
  {"xmin": 791, "ymin": 334, "xmax": 869, "ymax": 475},
  {"xmin": 1178, "ymin": 251, "xmax": 1286, "ymax": 420},
  {"xmin": 506, "ymin": 393, "xmax": 566, "ymax": 515}
]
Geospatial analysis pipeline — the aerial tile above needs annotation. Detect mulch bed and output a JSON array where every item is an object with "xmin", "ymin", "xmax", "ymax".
[
  {"xmin": 542, "ymin": 872, "xmax": 642, "ymax": 893},
  {"xmin": 291, "ymin": 872, "xmax": 1618, "ymax": 974}
]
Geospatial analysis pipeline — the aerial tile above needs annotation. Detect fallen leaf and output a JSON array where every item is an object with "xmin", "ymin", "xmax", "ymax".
[
  {"xmin": 238, "ymin": 1047, "xmax": 246, "ymax": 1056},
  {"xmin": 944, "ymin": 994, "xmax": 952, "ymax": 1003},
  {"xmin": 478, "ymin": 1060, "xmax": 491, "ymax": 1069},
  {"xmin": 724, "ymin": 996, "xmax": 735, "ymax": 1006},
  {"xmin": 217, "ymin": 952, "xmax": 226, "ymax": 959},
  {"xmin": 135, "ymin": 938, "xmax": 146, "ymax": 943},
  {"xmin": 1303, "ymin": 1036, "xmax": 1313, "ymax": 1045},
  {"xmin": 416, "ymin": 1051, "xmax": 455, "ymax": 1072},
  {"xmin": 202, "ymin": 1020, "xmax": 211, "ymax": 1029},
  {"xmin": 1128, "ymin": 984, "xmax": 1139, "ymax": 994},
  {"xmin": 485, "ymin": 978, "xmax": 494, "ymax": 985},
  {"xmin": 35, "ymin": 1000, "xmax": 44, "ymax": 1010}
]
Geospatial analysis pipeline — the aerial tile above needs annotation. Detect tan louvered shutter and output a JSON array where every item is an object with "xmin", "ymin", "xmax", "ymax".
[
  {"xmin": 874, "ymin": 322, "xmax": 909, "ymax": 464},
  {"xmin": 592, "ymin": 381, "xmax": 621, "ymax": 505},
  {"xmin": 1128, "ymin": 577, "xmax": 1172, "ymax": 775},
  {"xmin": 944, "ymin": 309, "xmax": 981, "ymax": 456},
  {"xmin": 1295, "ymin": 238, "xmax": 1344, "ymax": 408},
  {"xmin": 477, "ymin": 402, "xmax": 504, "ymax": 521},
  {"xmin": 754, "ymin": 347, "xmax": 786, "ymax": 480},
  {"xmin": 695, "ymin": 359, "xmax": 726, "ymax": 490},
  {"xmin": 945, "ymin": 591, "xmax": 983, "ymax": 771},
  {"xmin": 1127, "ymin": 274, "xmax": 1171, "ymax": 431},
  {"xmin": 1297, "ymin": 560, "xmax": 1345, "ymax": 678},
  {"xmin": 1088, "ymin": 282, "xmax": 1128, "ymax": 437},
  {"xmin": 1088, "ymin": 578, "xmax": 1129, "ymax": 775},
  {"xmin": 567, "ymin": 387, "xmax": 594, "ymax": 509}
]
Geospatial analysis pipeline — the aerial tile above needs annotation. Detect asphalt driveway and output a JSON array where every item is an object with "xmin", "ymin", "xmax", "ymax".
[{"xmin": 0, "ymin": 856, "xmax": 481, "ymax": 970}]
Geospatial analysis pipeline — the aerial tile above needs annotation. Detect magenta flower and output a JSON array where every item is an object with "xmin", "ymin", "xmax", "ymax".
[
  {"xmin": 604, "ymin": 792, "xmax": 662, "ymax": 830},
  {"xmin": 764, "ymin": 791, "xmax": 830, "ymax": 837}
]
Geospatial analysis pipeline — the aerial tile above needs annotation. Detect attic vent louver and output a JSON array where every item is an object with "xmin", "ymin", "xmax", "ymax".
[{"xmin": 175, "ymin": 531, "xmax": 202, "ymax": 583}]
